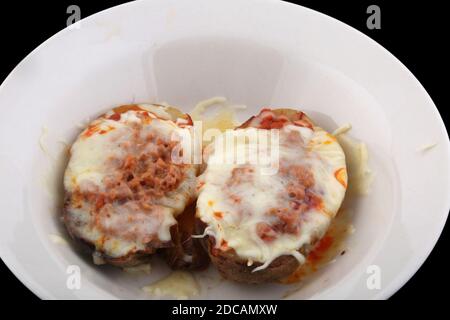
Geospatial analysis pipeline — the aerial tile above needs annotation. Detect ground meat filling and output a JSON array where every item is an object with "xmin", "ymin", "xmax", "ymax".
[
  {"xmin": 256, "ymin": 165, "xmax": 322, "ymax": 243},
  {"xmin": 227, "ymin": 109, "xmax": 322, "ymax": 243},
  {"xmin": 103, "ymin": 138, "xmax": 183, "ymax": 202},
  {"xmin": 67, "ymin": 113, "xmax": 186, "ymax": 249},
  {"xmin": 222, "ymin": 163, "xmax": 321, "ymax": 244}
]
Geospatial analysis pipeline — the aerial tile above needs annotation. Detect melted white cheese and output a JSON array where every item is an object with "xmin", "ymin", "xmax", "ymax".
[
  {"xmin": 142, "ymin": 271, "xmax": 200, "ymax": 299},
  {"xmin": 48, "ymin": 233, "xmax": 68, "ymax": 246},
  {"xmin": 64, "ymin": 106, "xmax": 197, "ymax": 258},
  {"xmin": 190, "ymin": 97, "xmax": 246, "ymax": 144},
  {"xmin": 196, "ymin": 123, "xmax": 347, "ymax": 270},
  {"xmin": 65, "ymin": 111, "xmax": 182, "ymax": 193},
  {"xmin": 336, "ymin": 133, "xmax": 373, "ymax": 195}
]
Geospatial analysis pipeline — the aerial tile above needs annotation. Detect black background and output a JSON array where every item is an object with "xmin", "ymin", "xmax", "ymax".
[{"xmin": 0, "ymin": 0, "xmax": 448, "ymax": 302}]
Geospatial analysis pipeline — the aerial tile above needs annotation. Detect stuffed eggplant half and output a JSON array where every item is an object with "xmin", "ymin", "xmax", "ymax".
[
  {"xmin": 196, "ymin": 108, "xmax": 347, "ymax": 283},
  {"xmin": 63, "ymin": 104, "xmax": 207, "ymax": 269}
]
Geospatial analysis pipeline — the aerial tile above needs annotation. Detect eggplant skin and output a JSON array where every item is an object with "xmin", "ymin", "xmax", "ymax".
[
  {"xmin": 208, "ymin": 239, "xmax": 299, "ymax": 284},
  {"xmin": 194, "ymin": 218, "xmax": 300, "ymax": 284},
  {"xmin": 163, "ymin": 230, "xmax": 210, "ymax": 270},
  {"xmin": 194, "ymin": 108, "xmax": 320, "ymax": 284},
  {"xmin": 162, "ymin": 204, "xmax": 210, "ymax": 270}
]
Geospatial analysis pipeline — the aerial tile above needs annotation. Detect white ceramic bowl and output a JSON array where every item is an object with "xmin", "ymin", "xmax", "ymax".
[{"xmin": 0, "ymin": 0, "xmax": 449, "ymax": 299}]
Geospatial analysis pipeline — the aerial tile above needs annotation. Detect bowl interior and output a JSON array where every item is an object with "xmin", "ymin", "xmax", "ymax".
[{"xmin": 0, "ymin": 0, "xmax": 448, "ymax": 299}]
